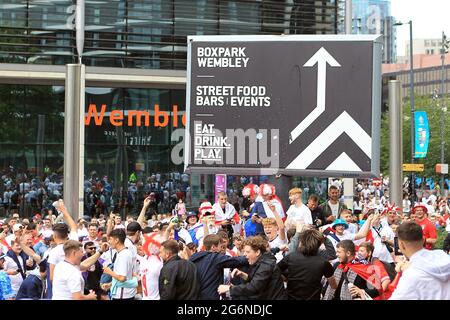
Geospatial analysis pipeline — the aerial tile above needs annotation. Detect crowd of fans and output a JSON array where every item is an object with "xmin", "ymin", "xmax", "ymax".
[
  {"xmin": 1, "ymin": 180, "xmax": 449, "ymax": 300},
  {"xmin": 0, "ymin": 168, "xmax": 191, "ymax": 219}
]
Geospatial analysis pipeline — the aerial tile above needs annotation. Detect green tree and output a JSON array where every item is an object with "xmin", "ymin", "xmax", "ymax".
[{"xmin": 381, "ymin": 93, "xmax": 450, "ymax": 183}]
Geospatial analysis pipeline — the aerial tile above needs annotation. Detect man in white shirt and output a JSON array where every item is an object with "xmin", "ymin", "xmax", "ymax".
[
  {"xmin": 81, "ymin": 223, "xmax": 100, "ymax": 249},
  {"xmin": 257, "ymin": 184, "xmax": 286, "ymax": 219},
  {"xmin": 339, "ymin": 210, "xmax": 358, "ymax": 234},
  {"xmin": 213, "ymin": 192, "xmax": 241, "ymax": 239},
  {"xmin": 428, "ymin": 193, "xmax": 437, "ymax": 206},
  {"xmin": 402, "ymin": 193, "xmax": 411, "ymax": 215},
  {"xmin": 19, "ymin": 200, "xmax": 106, "ymax": 299},
  {"xmin": 5, "ymin": 224, "xmax": 24, "ymax": 247},
  {"xmin": 390, "ymin": 222, "xmax": 450, "ymax": 300},
  {"xmin": 103, "ymin": 229, "xmax": 136, "ymax": 300},
  {"xmin": 124, "ymin": 222, "xmax": 142, "ymax": 275},
  {"xmin": 262, "ymin": 202, "xmax": 287, "ymax": 263},
  {"xmin": 138, "ymin": 234, "xmax": 163, "ymax": 300},
  {"xmin": 285, "ymin": 188, "xmax": 312, "ymax": 230},
  {"xmin": 362, "ymin": 185, "xmax": 371, "ymax": 199},
  {"xmin": 3, "ymin": 239, "xmax": 35, "ymax": 295},
  {"xmin": 370, "ymin": 214, "xmax": 395, "ymax": 263},
  {"xmin": 46, "ymin": 202, "xmax": 80, "ymax": 286},
  {"xmin": 52, "ymin": 240, "xmax": 97, "ymax": 300},
  {"xmin": 194, "ymin": 202, "xmax": 220, "ymax": 248},
  {"xmin": 380, "ymin": 190, "xmax": 390, "ymax": 206},
  {"xmin": 425, "ymin": 199, "xmax": 435, "ymax": 214}
]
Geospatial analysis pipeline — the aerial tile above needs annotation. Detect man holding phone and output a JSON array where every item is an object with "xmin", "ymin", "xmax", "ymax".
[
  {"xmin": 213, "ymin": 192, "xmax": 240, "ymax": 243},
  {"xmin": 3, "ymin": 239, "xmax": 35, "ymax": 295}
]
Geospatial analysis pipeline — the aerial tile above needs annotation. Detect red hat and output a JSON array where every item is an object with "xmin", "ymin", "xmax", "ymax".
[
  {"xmin": 259, "ymin": 184, "xmax": 275, "ymax": 196},
  {"xmin": 33, "ymin": 213, "xmax": 42, "ymax": 220},
  {"xmin": 381, "ymin": 203, "xmax": 401, "ymax": 215},
  {"xmin": 412, "ymin": 203, "xmax": 428, "ymax": 214},
  {"xmin": 242, "ymin": 184, "xmax": 259, "ymax": 198},
  {"xmin": 199, "ymin": 201, "xmax": 215, "ymax": 218}
]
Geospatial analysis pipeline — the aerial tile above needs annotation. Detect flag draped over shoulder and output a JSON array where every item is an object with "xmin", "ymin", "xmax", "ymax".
[{"xmin": 338, "ymin": 261, "xmax": 383, "ymax": 290}]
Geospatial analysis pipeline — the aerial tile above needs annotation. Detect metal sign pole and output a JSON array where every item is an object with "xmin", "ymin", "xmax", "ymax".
[
  {"xmin": 63, "ymin": 0, "xmax": 85, "ymax": 220},
  {"xmin": 389, "ymin": 80, "xmax": 403, "ymax": 208},
  {"xmin": 64, "ymin": 64, "xmax": 85, "ymax": 221},
  {"xmin": 343, "ymin": 0, "xmax": 354, "ymax": 209}
]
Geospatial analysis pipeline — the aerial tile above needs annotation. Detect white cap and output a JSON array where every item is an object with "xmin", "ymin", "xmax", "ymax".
[
  {"xmin": 42, "ymin": 230, "xmax": 54, "ymax": 239},
  {"xmin": 13, "ymin": 224, "xmax": 23, "ymax": 232}
]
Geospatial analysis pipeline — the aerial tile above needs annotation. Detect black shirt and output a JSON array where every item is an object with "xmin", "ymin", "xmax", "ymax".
[
  {"xmin": 310, "ymin": 206, "xmax": 327, "ymax": 227},
  {"xmin": 159, "ymin": 255, "xmax": 200, "ymax": 300},
  {"xmin": 81, "ymin": 255, "xmax": 103, "ymax": 294},
  {"xmin": 278, "ymin": 252, "xmax": 334, "ymax": 300}
]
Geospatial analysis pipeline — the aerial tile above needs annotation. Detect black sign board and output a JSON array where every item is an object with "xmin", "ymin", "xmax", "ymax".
[{"xmin": 184, "ymin": 35, "xmax": 382, "ymax": 177}]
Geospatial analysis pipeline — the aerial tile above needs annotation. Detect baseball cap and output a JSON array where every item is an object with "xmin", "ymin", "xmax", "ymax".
[
  {"xmin": 0, "ymin": 253, "xmax": 6, "ymax": 260},
  {"xmin": 13, "ymin": 224, "xmax": 24, "ymax": 232},
  {"xmin": 186, "ymin": 211, "xmax": 198, "ymax": 219},
  {"xmin": 126, "ymin": 221, "xmax": 142, "ymax": 233},
  {"xmin": 42, "ymin": 230, "xmax": 54, "ymax": 240}
]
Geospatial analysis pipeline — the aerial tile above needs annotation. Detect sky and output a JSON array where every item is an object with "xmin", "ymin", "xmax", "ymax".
[{"xmin": 391, "ymin": 0, "xmax": 450, "ymax": 57}]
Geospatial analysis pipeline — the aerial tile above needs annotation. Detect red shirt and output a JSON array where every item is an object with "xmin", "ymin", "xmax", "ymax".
[
  {"xmin": 32, "ymin": 235, "xmax": 42, "ymax": 245},
  {"xmin": 415, "ymin": 218, "xmax": 437, "ymax": 250}
]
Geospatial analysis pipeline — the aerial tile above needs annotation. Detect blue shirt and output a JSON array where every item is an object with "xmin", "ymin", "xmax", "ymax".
[
  {"xmin": 33, "ymin": 242, "xmax": 49, "ymax": 257},
  {"xmin": 244, "ymin": 219, "xmax": 264, "ymax": 237},
  {"xmin": 0, "ymin": 271, "xmax": 15, "ymax": 300}
]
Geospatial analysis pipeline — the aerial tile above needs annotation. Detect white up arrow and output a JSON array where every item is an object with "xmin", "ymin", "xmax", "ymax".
[
  {"xmin": 286, "ymin": 111, "xmax": 371, "ymax": 170},
  {"xmin": 289, "ymin": 47, "xmax": 341, "ymax": 144}
]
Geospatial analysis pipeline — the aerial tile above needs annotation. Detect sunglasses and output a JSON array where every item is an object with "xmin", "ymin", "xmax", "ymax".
[{"xmin": 86, "ymin": 247, "xmax": 96, "ymax": 250}]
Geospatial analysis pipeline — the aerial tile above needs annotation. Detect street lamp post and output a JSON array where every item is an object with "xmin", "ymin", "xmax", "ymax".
[
  {"xmin": 394, "ymin": 20, "xmax": 415, "ymax": 204},
  {"xmin": 440, "ymin": 31, "xmax": 448, "ymax": 193}
]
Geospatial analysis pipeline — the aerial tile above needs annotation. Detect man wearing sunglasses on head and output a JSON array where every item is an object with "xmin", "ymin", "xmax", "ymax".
[{"xmin": 81, "ymin": 241, "xmax": 104, "ymax": 300}]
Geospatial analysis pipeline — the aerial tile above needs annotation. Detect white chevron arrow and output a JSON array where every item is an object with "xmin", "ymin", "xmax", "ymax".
[
  {"xmin": 326, "ymin": 152, "xmax": 362, "ymax": 172},
  {"xmin": 290, "ymin": 47, "xmax": 341, "ymax": 144},
  {"xmin": 286, "ymin": 111, "xmax": 371, "ymax": 170}
]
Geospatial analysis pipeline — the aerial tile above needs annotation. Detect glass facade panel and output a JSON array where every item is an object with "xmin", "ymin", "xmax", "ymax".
[
  {"xmin": 0, "ymin": 84, "xmax": 65, "ymax": 216},
  {"xmin": 23, "ymin": 85, "xmax": 65, "ymax": 144},
  {"xmin": 0, "ymin": 0, "xmax": 339, "ymax": 68},
  {"xmin": 0, "ymin": 83, "xmax": 331, "ymax": 217},
  {"xmin": 0, "ymin": 83, "xmax": 189, "ymax": 217},
  {"xmin": 0, "ymin": 84, "xmax": 25, "ymax": 144},
  {"xmin": 1, "ymin": 1, "xmax": 340, "ymax": 218}
]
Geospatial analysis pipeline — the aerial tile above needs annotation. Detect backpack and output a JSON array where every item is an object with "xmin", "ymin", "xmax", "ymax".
[{"xmin": 99, "ymin": 250, "xmax": 117, "ymax": 284}]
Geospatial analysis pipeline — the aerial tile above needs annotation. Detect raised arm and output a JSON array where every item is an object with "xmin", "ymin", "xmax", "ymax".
[
  {"xmin": 58, "ymin": 200, "xmax": 77, "ymax": 234},
  {"xmin": 18, "ymin": 235, "xmax": 42, "ymax": 264},
  {"xmin": 162, "ymin": 220, "xmax": 176, "ymax": 241},
  {"xmin": 354, "ymin": 214, "xmax": 375, "ymax": 241},
  {"xmin": 80, "ymin": 243, "xmax": 108, "ymax": 271},
  {"xmin": 106, "ymin": 213, "xmax": 115, "ymax": 236},
  {"xmin": 137, "ymin": 197, "xmax": 150, "ymax": 228},
  {"xmin": 268, "ymin": 201, "xmax": 286, "ymax": 241}
]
